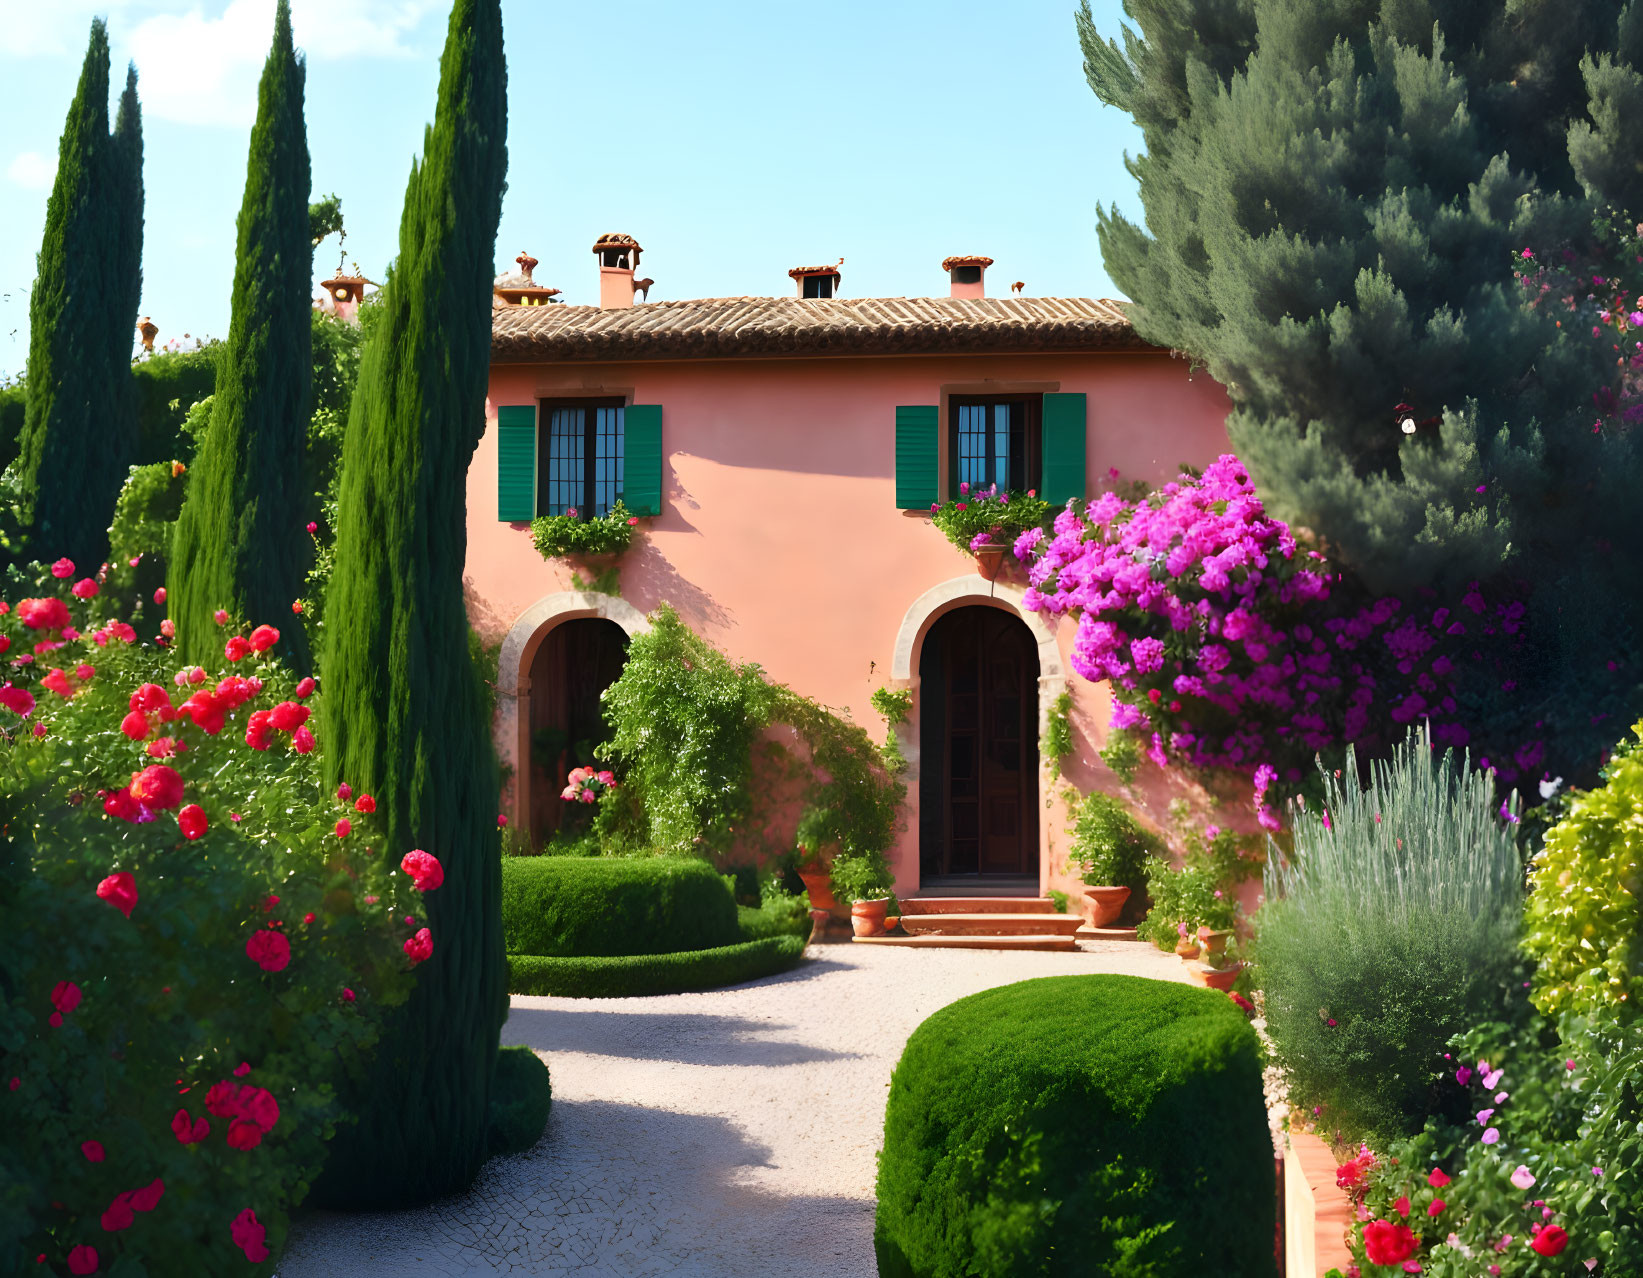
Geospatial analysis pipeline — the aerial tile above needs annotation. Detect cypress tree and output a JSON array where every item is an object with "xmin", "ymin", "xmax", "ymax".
[
  {"xmin": 168, "ymin": 0, "xmax": 313, "ymax": 671},
  {"xmin": 17, "ymin": 20, "xmax": 142, "ymax": 568},
  {"xmin": 314, "ymin": 0, "xmax": 507, "ymax": 1208}
]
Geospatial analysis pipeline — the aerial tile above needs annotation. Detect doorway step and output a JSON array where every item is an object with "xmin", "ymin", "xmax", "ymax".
[{"xmin": 852, "ymin": 896, "xmax": 1080, "ymax": 952}]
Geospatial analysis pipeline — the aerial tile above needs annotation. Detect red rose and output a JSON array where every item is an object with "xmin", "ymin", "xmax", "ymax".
[
  {"xmin": 130, "ymin": 765, "xmax": 185, "ymax": 811},
  {"xmin": 403, "ymin": 927, "xmax": 433, "ymax": 965},
  {"xmin": 179, "ymin": 690, "xmax": 226, "ymax": 735},
  {"xmin": 81, "ymin": 1140, "xmax": 104, "ymax": 1162},
  {"xmin": 40, "ymin": 668, "xmax": 75, "ymax": 698},
  {"xmin": 146, "ymin": 737, "xmax": 182, "ymax": 759},
  {"xmin": 1393, "ymin": 1196, "xmax": 1410, "ymax": 1217},
  {"xmin": 67, "ymin": 1245, "xmax": 98, "ymax": 1275},
  {"xmin": 245, "ymin": 709, "xmax": 274, "ymax": 751},
  {"xmin": 224, "ymin": 635, "xmax": 252, "ymax": 662},
  {"xmin": 152, "ymin": 587, "xmax": 166, "ymax": 606},
  {"xmin": 50, "ymin": 558, "xmax": 74, "ymax": 579},
  {"xmin": 96, "ymin": 873, "xmax": 137, "ymax": 918},
  {"xmin": 120, "ymin": 710, "xmax": 151, "ymax": 740},
  {"xmin": 214, "ymin": 675, "xmax": 256, "ymax": 708},
  {"xmin": 292, "ymin": 725, "xmax": 316, "ymax": 754},
  {"xmin": 171, "ymin": 1109, "xmax": 209, "ymax": 1144},
  {"xmin": 268, "ymin": 700, "xmax": 308, "ymax": 732},
  {"xmin": 335, "ymin": 819, "xmax": 352, "ymax": 839},
  {"xmin": 101, "ymin": 1191, "xmax": 135, "ymax": 1232},
  {"xmin": 104, "ymin": 787, "xmax": 144, "ymax": 822},
  {"xmin": 50, "ymin": 981, "xmax": 81, "ymax": 1015},
  {"xmin": 401, "ymin": 850, "xmax": 444, "ymax": 892},
  {"xmin": 1428, "ymin": 1167, "xmax": 1451, "ymax": 1188},
  {"xmin": 0, "ymin": 684, "xmax": 34, "ymax": 717},
  {"xmin": 337, "ymin": 782, "xmax": 352, "ymax": 800},
  {"xmin": 354, "ymin": 793, "xmax": 376, "ymax": 814},
  {"xmin": 245, "ymin": 929, "xmax": 290, "ymax": 973},
  {"xmin": 128, "ymin": 1179, "xmax": 164, "ymax": 1213},
  {"xmin": 231, "ymin": 1208, "xmax": 269, "ymax": 1263},
  {"xmin": 1531, "ymin": 1226, "xmax": 1569, "ymax": 1257},
  {"xmin": 214, "ymin": 609, "xmax": 229, "ymax": 625},
  {"xmin": 177, "ymin": 805, "xmax": 208, "ymax": 840},
  {"xmin": 294, "ymin": 676, "xmax": 316, "ymax": 698},
  {"xmin": 249, "ymin": 624, "xmax": 280, "ymax": 652},
  {"xmin": 1363, "ymin": 1220, "xmax": 1418, "ymax": 1265},
  {"xmin": 205, "ymin": 1082, "xmax": 241, "ymax": 1117},
  {"xmin": 129, "ymin": 683, "xmax": 172, "ymax": 716},
  {"xmin": 225, "ymin": 1119, "xmax": 262, "ymax": 1150},
  {"xmin": 242, "ymin": 1087, "xmax": 279, "ymax": 1132},
  {"xmin": 16, "ymin": 597, "xmax": 70, "ymax": 631},
  {"xmin": 106, "ymin": 621, "xmax": 136, "ymax": 644},
  {"xmin": 71, "ymin": 578, "xmax": 98, "ymax": 599},
  {"xmin": 1428, "ymin": 1198, "xmax": 1446, "ymax": 1216}
]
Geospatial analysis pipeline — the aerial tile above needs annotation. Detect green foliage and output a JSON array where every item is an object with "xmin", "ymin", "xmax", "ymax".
[
  {"xmin": 530, "ymin": 500, "xmax": 638, "ymax": 560},
  {"xmin": 736, "ymin": 875, "xmax": 813, "ymax": 941},
  {"xmin": 500, "ymin": 855, "xmax": 741, "ymax": 958},
  {"xmin": 1525, "ymin": 722, "xmax": 1643, "ymax": 1025},
  {"xmin": 828, "ymin": 850, "xmax": 897, "ymax": 910},
  {"xmin": 0, "ymin": 573, "xmax": 420, "ymax": 1273},
  {"xmin": 307, "ymin": 191, "xmax": 343, "ymax": 249},
  {"xmin": 1255, "ymin": 729, "xmax": 1525, "ymax": 1142},
  {"xmin": 313, "ymin": 0, "xmax": 509, "ymax": 1209},
  {"xmin": 1042, "ymin": 691, "xmax": 1073, "ymax": 781},
  {"xmin": 17, "ymin": 18, "xmax": 143, "ymax": 568},
  {"xmin": 871, "ymin": 685, "xmax": 913, "ymax": 772},
  {"xmin": 929, "ymin": 487, "xmax": 1052, "ymax": 554},
  {"xmin": 505, "ymin": 935, "xmax": 806, "ymax": 998},
  {"xmin": 169, "ymin": 1, "xmax": 313, "ymax": 674},
  {"xmin": 485, "ymin": 1046, "xmax": 551, "ymax": 1158},
  {"xmin": 133, "ymin": 344, "xmax": 220, "ymax": 463},
  {"xmin": 1068, "ymin": 790, "xmax": 1160, "ymax": 896},
  {"xmin": 1046, "ymin": 889, "xmax": 1071, "ymax": 914},
  {"xmin": 1134, "ymin": 816, "xmax": 1253, "ymax": 948},
  {"xmin": 874, "ymin": 974, "xmax": 1275, "ymax": 1278},
  {"xmin": 1099, "ymin": 725, "xmax": 1142, "ymax": 785},
  {"xmin": 597, "ymin": 605, "xmax": 904, "ymax": 862},
  {"xmin": 98, "ymin": 460, "xmax": 186, "ymax": 623}
]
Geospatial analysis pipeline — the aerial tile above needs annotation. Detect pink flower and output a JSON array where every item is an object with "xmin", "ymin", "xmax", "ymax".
[
  {"xmin": 335, "ymin": 818, "xmax": 352, "ymax": 839},
  {"xmin": 294, "ymin": 676, "xmax": 316, "ymax": 698},
  {"xmin": 1482, "ymin": 1127, "xmax": 1500, "ymax": 1145},
  {"xmin": 153, "ymin": 587, "xmax": 166, "ymax": 606},
  {"xmin": 81, "ymin": 1140, "xmax": 104, "ymax": 1162},
  {"xmin": 1428, "ymin": 1168, "xmax": 1450, "ymax": 1189},
  {"xmin": 337, "ymin": 783, "xmax": 353, "ymax": 801},
  {"xmin": 1511, "ymin": 1165, "xmax": 1536, "ymax": 1190},
  {"xmin": 225, "ymin": 635, "xmax": 251, "ymax": 662},
  {"xmin": 291, "ymin": 725, "xmax": 316, "ymax": 753},
  {"xmin": 50, "ymin": 558, "xmax": 75, "ymax": 579},
  {"xmin": 403, "ymin": 927, "xmax": 433, "ymax": 965},
  {"xmin": 401, "ymin": 850, "xmax": 444, "ymax": 892},
  {"xmin": 249, "ymin": 624, "xmax": 279, "ymax": 653},
  {"xmin": 353, "ymin": 793, "xmax": 376, "ymax": 814},
  {"xmin": 230, "ymin": 1209, "xmax": 269, "ymax": 1263},
  {"xmin": 245, "ymin": 929, "xmax": 291, "ymax": 973},
  {"xmin": 67, "ymin": 1245, "xmax": 98, "ymax": 1275},
  {"xmin": 71, "ymin": 578, "xmax": 98, "ymax": 599},
  {"xmin": 306, "ymin": 521, "xmax": 318, "ymax": 534},
  {"xmin": 0, "ymin": 684, "xmax": 34, "ymax": 717},
  {"xmin": 101, "ymin": 1191, "xmax": 135, "ymax": 1232},
  {"xmin": 97, "ymin": 873, "xmax": 138, "ymax": 918},
  {"xmin": 50, "ymin": 981, "xmax": 81, "ymax": 1015},
  {"xmin": 497, "ymin": 814, "xmax": 509, "ymax": 827},
  {"xmin": 214, "ymin": 609, "xmax": 229, "ymax": 625},
  {"xmin": 177, "ymin": 804, "xmax": 208, "ymax": 840}
]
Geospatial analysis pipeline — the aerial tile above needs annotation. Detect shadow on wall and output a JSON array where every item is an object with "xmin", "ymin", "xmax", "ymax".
[
  {"xmin": 505, "ymin": 1005, "xmax": 864, "ymax": 1068},
  {"xmin": 619, "ymin": 540, "xmax": 734, "ymax": 634}
]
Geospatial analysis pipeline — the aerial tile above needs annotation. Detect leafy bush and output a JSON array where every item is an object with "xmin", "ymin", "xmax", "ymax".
[
  {"xmin": 500, "ymin": 855, "xmax": 741, "ymax": 958},
  {"xmin": 874, "ymin": 974, "xmax": 1274, "ymax": 1277},
  {"xmin": 130, "ymin": 342, "xmax": 220, "ymax": 465},
  {"xmin": 0, "ymin": 565, "xmax": 432, "ymax": 1273},
  {"xmin": 1043, "ymin": 691, "xmax": 1073, "ymax": 781},
  {"xmin": 529, "ymin": 499, "xmax": 640, "ymax": 560},
  {"xmin": 929, "ymin": 483, "xmax": 1052, "ymax": 554},
  {"xmin": 506, "ymin": 935, "xmax": 806, "ymax": 998},
  {"xmin": 736, "ymin": 876, "xmax": 813, "ymax": 941},
  {"xmin": 98, "ymin": 459, "xmax": 189, "ymax": 623},
  {"xmin": 1134, "ymin": 812, "xmax": 1256, "ymax": 948},
  {"xmin": 1067, "ymin": 790, "xmax": 1161, "ymax": 915},
  {"xmin": 1255, "ymin": 729, "xmax": 1524, "ymax": 1142},
  {"xmin": 1098, "ymin": 725, "xmax": 1142, "ymax": 784},
  {"xmin": 1524, "ymin": 723, "xmax": 1643, "ymax": 1025},
  {"xmin": 485, "ymin": 1046, "xmax": 551, "ymax": 1158},
  {"xmin": 827, "ymin": 849, "xmax": 897, "ymax": 909}
]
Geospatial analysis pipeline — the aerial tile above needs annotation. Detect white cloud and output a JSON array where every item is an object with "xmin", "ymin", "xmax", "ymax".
[
  {"xmin": 0, "ymin": 1, "xmax": 140, "ymax": 58},
  {"xmin": 6, "ymin": 151, "xmax": 57, "ymax": 190}
]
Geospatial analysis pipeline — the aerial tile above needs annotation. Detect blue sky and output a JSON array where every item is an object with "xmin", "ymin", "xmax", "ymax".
[{"xmin": 0, "ymin": 0, "xmax": 1146, "ymax": 381}]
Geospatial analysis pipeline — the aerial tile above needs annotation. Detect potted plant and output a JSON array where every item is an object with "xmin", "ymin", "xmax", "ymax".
[
  {"xmin": 530, "ymin": 499, "xmax": 643, "ymax": 568},
  {"xmin": 828, "ymin": 849, "xmax": 899, "ymax": 937},
  {"xmin": 1135, "ymin": 817, "xmax": 1258, "ymax": 952},
  {"xmin": 794, "ymin": 845, "xmax": 843, "ymax": 919},
  {"xmin": 929, "ymin": 484, "xmax": 1053, "ymax": 580},
  {"xmin": 1067, "ymin": 791, "xmax": 1160, "ymax": 928},
  {"xmin": 849, "ymin": 889, "xmax": 893, "ymax": 937}
]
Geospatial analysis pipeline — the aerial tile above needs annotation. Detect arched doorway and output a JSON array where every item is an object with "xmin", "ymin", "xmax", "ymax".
[
  {"xmin": 527, "ymin": 618, "xmax": 629, "ymax": 847},
  {"xmin": 918, "ymin": 606, "xmax": 1039, "ymax": 882}
]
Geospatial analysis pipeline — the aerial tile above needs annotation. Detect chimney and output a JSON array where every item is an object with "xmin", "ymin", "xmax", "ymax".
[
  {"xmin": 942, "ymin": 255, "xmax": 993, "ymax": 299},
  {"xmin": 137, "ymin": 316, "xmax": 157, "ymax": 352},
  {"xmin": 593, "ymin": 233, "xmax": 643, "ymax": 309},
  {"xmin": 318, "ymin": 262, "xmax": 375, "ymax": 323},
  {"xmin": 493, "ymin": 251, "xmax": 562, "ymax": 306},
  {"xmin": 788, "ymin": 259, "xmax": 843, "ymax": 299}
]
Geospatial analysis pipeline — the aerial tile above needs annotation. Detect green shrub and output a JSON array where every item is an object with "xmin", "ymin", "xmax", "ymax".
[
  {"xmin": 506, "ymin": 935, "xmax": 806, "ymax": 998},
  {"xmin": 1135, "ymin": 814, "xmax": 1256, "ymax": 948},
  {"xmin": 96, "ymin": 458, "xmax": 188, "ymax": 624},
  {"xmin": 737, "ymin": 898, "xmax": 813, "ymax": 942},
  {"xmin": 1524, "ymin": 722, "xmax": 1643, "ymax": 1025},
  {"xmin": 1043, "ymin": 691, "xmax": 1073, "ymax": 781},
  {"xmin": 874, "ymin": 974, "xmax": 1274, "ymax": 1278},
  {"xmin": 1099, "ymin": 726, "xmax": 1142, "ymax": 784},
  {"xmin": 1255, "ymin": 728, "xmax": 1524, "ymax": 1142},
  {"xmin": 500, "ymin": 856, "xmax": 741, "ymax": 958},
  {"xmin": 1068, "ymin": 790, "xmax": 1161, "ymax": 926},
  {"xmin": 486, "ymin": 1045, "xmax": 552, "ymax": 1157},
  {"xmin": 530, "ymin": 499, "xmax": 639, "ymax": 559},
  {"xmin": 132, "ymin": 343, "xmax": 220, "ymax": 464}
]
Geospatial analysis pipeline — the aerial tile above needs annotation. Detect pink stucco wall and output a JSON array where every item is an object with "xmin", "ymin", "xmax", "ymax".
[{"xmin": 469, "ymin": 348, "xmax": 1236, "ymax": 897}]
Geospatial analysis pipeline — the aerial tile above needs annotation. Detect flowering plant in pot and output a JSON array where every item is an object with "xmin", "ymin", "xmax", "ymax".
[
  {"xmin": 530, "ymin": 499, "xmax": 642, "ymax": 563},
  {"xmin": 1067, "ymin": 790, "xmax": 1161, "ymax": 927},
  {"xmin": 929, "ymin": 484, "xmax": 1053, "ymax": 579},
  {"xmin": 828, "ymin": 850, "xmax": 899, "ymax": 936}
]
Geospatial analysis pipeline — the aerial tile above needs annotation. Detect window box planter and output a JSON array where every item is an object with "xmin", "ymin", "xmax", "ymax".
[
  {"xmin": 530, "ymin": 500, "xmax": 641, "ymax": 565},
  {"xmin": 928, "ymin": 485, "xmax": 1052, "ymax": 578}
]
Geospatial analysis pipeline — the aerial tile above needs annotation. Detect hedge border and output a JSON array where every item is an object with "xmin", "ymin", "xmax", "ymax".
[{"xmin": 506, "ymin": 934, "xmax": 807, "ymax": 998}]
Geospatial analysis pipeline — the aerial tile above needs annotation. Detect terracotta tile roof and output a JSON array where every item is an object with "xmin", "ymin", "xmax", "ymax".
[
  {"xmin": 491, "ymin": 295, "xmax": 1150, "ymax": 362},
  {"xmin": 941, "ymin": 255, "xmax": 994, "ymax": 271},
  {"xmin": 788, "ymin": 263, "xmax": 842, "ymax": 278}
]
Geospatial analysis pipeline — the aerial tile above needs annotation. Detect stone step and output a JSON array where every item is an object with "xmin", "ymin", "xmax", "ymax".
[
  {"xmin": 900, "ymin": 912, "xmax": 1084, "ymax": 937},
  {"xmin": 1076, "ymin": 925, "xmax": 1142, "ymax": 943},
  {"xmin": 899, "ymin": 896, "xmax": 1056, "ymax": 915},
  {"xmin": 851, "ymin": 933, "xmax": 1079, "ymax": 952}
]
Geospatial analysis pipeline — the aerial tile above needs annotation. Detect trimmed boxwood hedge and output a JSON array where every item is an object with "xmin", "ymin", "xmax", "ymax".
[
  {"xmin": 507, "ymin": 935, "xmax": 806, "ymax": 998},
  {"xmin": 874, "ymin": 974, "xmax": 1275, "ymax": 1278},
  {"xmin": 501, "ymin": 855, "xmax": 741, "ymax": 958},
  {"xmin": 486, "ymin": 1044, "xmax": 552, "ymax": 1157}
]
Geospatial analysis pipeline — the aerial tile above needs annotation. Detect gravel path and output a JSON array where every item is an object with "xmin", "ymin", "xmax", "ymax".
[{"xmin": 279, "ymin": 939, "xmax": 1193, "ymax": 1277}]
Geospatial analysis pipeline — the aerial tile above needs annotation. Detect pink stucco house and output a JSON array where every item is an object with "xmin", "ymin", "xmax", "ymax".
[{"xmin": 468, "ymin": 237, "xmax": 1233, "ymax": 902}]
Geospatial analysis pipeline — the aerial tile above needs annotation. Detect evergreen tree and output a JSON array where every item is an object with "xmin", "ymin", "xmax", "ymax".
[
  {"xmin": 17, "ymin": 20, "xmax": 142, "ymax": 568},
  {"xmin": 314, "ymin": 0, "xmax": 507, "ymax": 1208},
  {"xmin": 168, "ymin": 0, "xmax": 313, "ymax": 671},
  {"xmin": 1077, "ymin": 0, "xmax": 1643, "ymax": 593}
]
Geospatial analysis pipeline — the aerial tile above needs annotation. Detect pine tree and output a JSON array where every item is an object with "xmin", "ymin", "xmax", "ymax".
[
  {"xmin": 313, "ymin": 0, "xmax": 508, "ymax": 1208},
  {"xmin": 17, "ymin": 20, "xmax": 142, "ymax": 568},
  {"xmin": 168, "ymin": 0, "xmax": 312, "ymax": 671},
  {"xmin": 1078, "ymin": 0, "xmax": 1643, "ymax": 593}
]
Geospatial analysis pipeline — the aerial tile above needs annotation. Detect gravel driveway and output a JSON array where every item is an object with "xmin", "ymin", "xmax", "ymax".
[{"xmin": 278, "ymin": 939, "xmax": 1192, "ymax": 1277}]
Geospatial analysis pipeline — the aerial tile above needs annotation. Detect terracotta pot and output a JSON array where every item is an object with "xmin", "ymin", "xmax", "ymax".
[
  {"xmin": 797, "ymin": 867, "xmax": 844, "ymax": 919},
  {"xmin": 1196, "ymin": 928, "xmax": 1232, "ymax": 961},
  {"xmin": 1174, "ymin": 934, "xmax": 1201, "ymax": 960},
  {"xmin": 1083, "ymin": 885, "xmax": 1132, "ymax": 928},
  {"xmin": 1187, "ymin": 960, "xmax": 1243, "ymax": 992},
  {"xmin": 972, "ymin": 544, "xmax": 1007, "ymax": 581},
  {"xmin": 851, "ymin": 898, "xmax": 890, "ymax": 937}
]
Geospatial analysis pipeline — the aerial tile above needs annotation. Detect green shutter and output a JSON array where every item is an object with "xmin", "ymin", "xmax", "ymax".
[
  {"xmin": 497, "ymin": 405, "xmax": 536, "ymax": 520},
  {"xmin": 1041, "ymin": 392, "xmax": 1087, "ymax": 505},
  {"xmin": 895, "ymin": 405, "xmax": 939, "ymax": 509},
  {"xmin": 624, "ymin": 404, "xmax": 663, "ymax": 516}
]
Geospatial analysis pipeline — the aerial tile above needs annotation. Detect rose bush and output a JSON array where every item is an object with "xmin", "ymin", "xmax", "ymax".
[{"xmin": 0, "ymin": 561, "xmax": 444, "ymax": 1273}]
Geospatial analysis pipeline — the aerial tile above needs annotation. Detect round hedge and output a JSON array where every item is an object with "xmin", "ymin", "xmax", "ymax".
[
  {"xmin": 486, "ymin": 1045, "xmax": 552, "ymax": 1156},
  {"xmin": 506, "ymin": 935, "xmax": 807, "ymax": 998},
  {"xmin": 501, "ymin": 855, "xmax": 741, "ymax": 958},
  {"xmin": 874, "ymin": 974, "xmax": 1275, "ymax": 1278}
]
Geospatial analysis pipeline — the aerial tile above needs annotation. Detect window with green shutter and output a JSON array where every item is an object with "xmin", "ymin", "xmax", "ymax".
[
  {"xmin": 496, "ymin": 405, "xmax": 536, "ymax": 521},
  {"xmin": 1040, "ymin": 392, "xmax": 1087, "ymax": 505},
  {"xmin": 896, "ymin": 405, "xmax": 939, "ymax": 509},
  {"xmin": 622, "ymin": 404, "xmax": 663, "ymax": 516}
]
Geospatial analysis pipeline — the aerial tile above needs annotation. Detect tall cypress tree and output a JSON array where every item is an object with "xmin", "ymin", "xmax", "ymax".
[
  {"xmin": 314, "ymin": 0, "xmax": 507, "ymax": 1208},
  {"xmin": 17, "ymin": 20, "xmax": 142, "ymax": 568},
  {"xmin": 168, "ymin": 0, "xmax": 312, "ymax": 671}
]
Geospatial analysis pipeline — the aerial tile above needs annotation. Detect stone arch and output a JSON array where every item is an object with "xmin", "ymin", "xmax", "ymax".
[{"xmin": 496, "ymin": 592, "xmax": 650, "ymax": 837}]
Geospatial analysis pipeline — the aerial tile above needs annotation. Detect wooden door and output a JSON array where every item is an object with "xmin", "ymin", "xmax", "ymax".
[
  {"xmin": 920, "ymin": 607, "xmax": 1038, "ymax": 877},
  {"xmin": 528, "ymin": 618, "xmax": 628, "ymax": 846}
]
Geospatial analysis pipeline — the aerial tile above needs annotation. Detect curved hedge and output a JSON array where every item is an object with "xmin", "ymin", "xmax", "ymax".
[
  {"xmin": 486, "ymin": 1045, "xmax": 552, "ymax": 1157},
  {"xmin": 501, "ymin": 856, "xmax": 741, "ymax": 958},
  {"xmin": 874, "ymin": 974, "xmax": 1274, "ymax": 1278},
  {"xmin": 507, "ymin": 935, "xmax": 806, "ymax": 998}
]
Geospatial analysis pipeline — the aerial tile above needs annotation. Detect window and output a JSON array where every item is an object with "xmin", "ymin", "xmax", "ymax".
[
  {"xmin": 538, "ymin": 399, "xmax": 625, "ymax": 517},
  {"xmin": 801, "ymin": 274, "xmax": 835, "ymax": 299},
  {"xmin": 949, "ymin": 395, "xmax": 1040, "ymax": 497}
]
